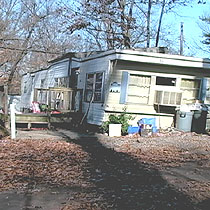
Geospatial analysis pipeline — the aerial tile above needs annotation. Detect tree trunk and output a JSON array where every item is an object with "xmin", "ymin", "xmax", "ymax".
[
  {"xmin": 146, "ymin": 0, "xmax": 152, "ymax": 48},
  {"xmin": 118, "ymin": 0, "xmax": 129, "ymax": 48},
  {"xmin": 3, "ymin": 85, "xmax": 9, "ymax": 129},
  {"xmin": 7, "ymin": 27, "xmax": 34, "ymax": 86},
  {"xmin": 155, "ymin": 0, "xmax": 166, "ymax": 47}
]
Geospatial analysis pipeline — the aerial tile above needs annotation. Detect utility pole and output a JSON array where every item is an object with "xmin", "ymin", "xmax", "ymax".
[{"xmin": 180, "ymin": 22, "xmax": 184, "ymax": 55}]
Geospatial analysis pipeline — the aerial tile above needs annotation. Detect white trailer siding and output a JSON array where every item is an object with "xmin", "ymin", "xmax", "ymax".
[
  {"xmin": 18, "ymin": 49, "xmax": 210, "ymax": 129},
  {"xmin": 103, "ymin": 53, "xmax": 210, "ymax": 129},
  {"xmin": 79, "ymin": 54, "xmax": 116, "ymax": 125},
  {"xmin": 78, "ymin": 51, "xmax": 210, "ymax": 127},
  {"xmin": 19, "ymin": 59, "xmax": 71, "ymax": 109},
  {"xmin": 19, "ymin": 73, "xmax": 36, "ymax": 109}
]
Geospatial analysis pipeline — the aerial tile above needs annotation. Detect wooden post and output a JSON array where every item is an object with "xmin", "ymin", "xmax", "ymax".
[{"xmin": 10, "ymin": 103, "xmax": 16, "ymax": 139}]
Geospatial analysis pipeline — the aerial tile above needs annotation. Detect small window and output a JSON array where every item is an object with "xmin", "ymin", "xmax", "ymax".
[
  {"xmin": 156, "ymin": 76, "xmax": 176, "ymax": 86},
  {"xmin": 85, "ymin": 72, "xmax": 104, "ymax": 102},
  {"xmin": 54, "ymin": 77, "xmax": 69, "ymax": 88},
  {"xmin": 59, "ymin": 77, "xmax": 69, "ymax": 87}
]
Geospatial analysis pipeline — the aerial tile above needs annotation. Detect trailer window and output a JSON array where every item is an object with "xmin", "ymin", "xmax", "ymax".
[
  {"xmin": 156, "ymin": 76, "xmax": 176, "ymax": 86},
  {"xmin": 85, "ymin": 72, "xmax": 104, "ymax": 102},
  {"xmin": 181, "ymin": 79, "xmax": 201, "ymax": 104},
  {"xmin": 54, "ymin": 77, "xmax": 69, "ymax": 88},
  {"xmin": 127, "ymin": 74, "xmax": 151, "ymax": 104}
]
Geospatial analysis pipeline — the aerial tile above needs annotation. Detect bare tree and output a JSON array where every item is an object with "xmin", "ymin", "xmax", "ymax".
[
  {"xmin": 60, "ymin": 0, "xmax": 145, "ymax": 50},
  {"xmin": 140, "ymin": 0, "xmax": 206, "ymax": 47},
  {"xmin": 200, "ymin": 15, "xmax": 210, "ymax": 51},
  {"xmin": 155, "ymin": 0, "xmax": 166, "ymax": 47},
  {"xmin": 1, "ymin": 0, "xmax": 206, "ymax": 83},
  {"xmin": 0, "ymin": 0, "xmax": 80, "ymax": 84}
]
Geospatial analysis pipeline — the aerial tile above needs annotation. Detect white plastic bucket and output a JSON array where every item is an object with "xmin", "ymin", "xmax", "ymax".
[{"xmin": 109, "ymin": 124, "xmax": 122, "ymax": 137}]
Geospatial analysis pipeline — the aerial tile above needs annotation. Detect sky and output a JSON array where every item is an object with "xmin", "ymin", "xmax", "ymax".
[
  {"xmin": 165, "ymin": 1, "xmax": 210, "ymax": 58},
  {"xmin": 69, "ymin": 0, "xmax": 210, "ymax": 58}
]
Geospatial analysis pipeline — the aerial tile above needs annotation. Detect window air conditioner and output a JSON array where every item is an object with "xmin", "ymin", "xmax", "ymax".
[{"xmin": 154, "ymin": 90, "xmax": 182, "ymax": 106}]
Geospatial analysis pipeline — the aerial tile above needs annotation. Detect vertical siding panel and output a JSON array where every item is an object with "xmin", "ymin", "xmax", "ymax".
[
  {"xmin": 79, "ymin": 56, "xmax": 112, "ymax": 125},
  {"xmin": 119, "ymin": 71, "xmax": 129, "ymax": 104}
]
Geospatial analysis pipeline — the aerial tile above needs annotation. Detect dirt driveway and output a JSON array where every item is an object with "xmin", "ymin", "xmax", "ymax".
[{"xmin": 0, "ymin": 128, "xmax": 210, "ymax": 210}]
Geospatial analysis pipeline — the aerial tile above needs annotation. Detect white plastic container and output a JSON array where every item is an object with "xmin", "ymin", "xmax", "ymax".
[{"xmin": 109, "ymin": 124, "xmax": 122, "ymax": 137}]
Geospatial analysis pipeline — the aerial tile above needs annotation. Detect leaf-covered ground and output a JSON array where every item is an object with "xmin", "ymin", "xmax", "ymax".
[{"xmin": 0, "ymin": 129, "xmax": 210, "ymax": 209}]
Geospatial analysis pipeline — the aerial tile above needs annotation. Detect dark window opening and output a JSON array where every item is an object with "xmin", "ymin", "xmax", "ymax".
[
  {"xmin": 156, "ymin": 76, "xmax": 176, "ymax": 86},
  {"xmin": 69, "ymin": 68, "xmax": 79, "ymax": 88}
]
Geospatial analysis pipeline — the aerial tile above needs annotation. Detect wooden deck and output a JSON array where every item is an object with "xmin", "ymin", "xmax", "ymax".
[
  {"xmin": 15, "ymin": 113, "xmax": 50, "ymax": 129},
  {"xmin": 1, "ymin": 112, "xmax": 80, "ymax": 129}
]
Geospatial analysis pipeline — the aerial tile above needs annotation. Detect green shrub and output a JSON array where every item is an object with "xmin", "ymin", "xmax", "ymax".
[{"xmin": 101, "ymin": 108, "xmax": 134, "ymax": 135}]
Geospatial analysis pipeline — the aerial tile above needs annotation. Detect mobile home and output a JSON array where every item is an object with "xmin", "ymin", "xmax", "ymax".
[{"xmin": 20, "ymin": 49, "xmax": 210, "ymax": 129}]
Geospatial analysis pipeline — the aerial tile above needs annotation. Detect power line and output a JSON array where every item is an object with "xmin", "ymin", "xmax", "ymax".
[{"xmin": 0, "ymin": 46, "xmax": 60, "ymax": 54}]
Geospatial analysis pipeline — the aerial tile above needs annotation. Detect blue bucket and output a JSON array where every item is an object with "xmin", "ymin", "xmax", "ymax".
[{"xmin": 128, "ymin": 126, "xmax": 139, "ymax": 134}]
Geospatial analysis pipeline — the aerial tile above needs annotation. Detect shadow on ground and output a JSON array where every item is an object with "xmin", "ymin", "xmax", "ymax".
[
  {"xmin": 1, "ymin": 126, "xmax": 210, "ymax": 210},
  {"xmin": 56, "ymin": 128, "xmax": 209, "ymax": 210}
]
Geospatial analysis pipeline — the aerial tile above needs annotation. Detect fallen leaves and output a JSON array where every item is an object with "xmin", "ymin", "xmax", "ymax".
[
  {"xmin": 0, "ymin": 130, "xmax": 210, "ymax": 209},
  {"xmin": 103, "ymin": 132, "xmax": 210, "ymax": 202},
  {"xmin": 0, "ymin": 138, "xmax": 89, "ymax": 191},
  {"xmin": 107, "ymin": 131, "xmax": 210, "ymax": 169},
  {"xmin": 181, "ymin": 181, "xmax": 210, "ymax": 201}
]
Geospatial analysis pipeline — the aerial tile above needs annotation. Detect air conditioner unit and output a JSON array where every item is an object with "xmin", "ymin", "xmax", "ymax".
[{"xmin": 154, "ymin": 90, "xmax": 182, "ymax": 106}]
